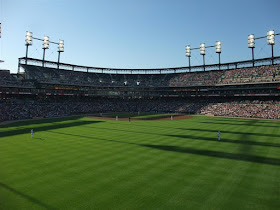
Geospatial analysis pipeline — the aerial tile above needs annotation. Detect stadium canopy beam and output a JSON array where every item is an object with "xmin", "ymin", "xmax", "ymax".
[{"xmin": 18, "ymin": 55, "xmax": 280, "ymax": 75}]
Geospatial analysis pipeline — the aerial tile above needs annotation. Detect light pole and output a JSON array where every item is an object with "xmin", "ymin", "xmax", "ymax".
[
  {"xmin": 267, "ymin": 30, "xmax": 275, "ymax": 65},
  {"xmin": 185, "ymin": 45, "xmax": 191, "ymax": 72},
  {"xmin": 58, "ymin": 40, "xmax": 64, "ymax": 69},
  {"xmin": 248, "ymin": 34, "xmax": 255, "ymax": 67},
  {"xmin": 25, "ymin": 31, "xmax": 33, "ymax": 64},
  {"xmin": 0, "ymin": 23, "xmax": 3, "ymax": 64},
  {"xmin": 200, "ymin": 43, "xmax": 206, "ymax": 71},
  {"xmin": 42, "ymin": 36, "xmax": 50, "ymax": 67},
  {"xmin": 216, "ymin": 41, "xmax": 221, "ymax": 70}
]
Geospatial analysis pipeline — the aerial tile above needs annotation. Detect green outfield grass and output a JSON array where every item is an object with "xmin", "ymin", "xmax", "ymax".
[
  {"xmin": 0, "ymin": 115, "xmax": 279, "ymax": 209},
  {"xmin": 93, "ymin": 112, "xmax": 177, "ymax": 118}
]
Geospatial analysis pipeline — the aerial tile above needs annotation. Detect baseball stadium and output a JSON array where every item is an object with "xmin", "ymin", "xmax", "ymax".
[{"xmin": 1, "ymin": 2, "xmax": 280, "ymax": 209}]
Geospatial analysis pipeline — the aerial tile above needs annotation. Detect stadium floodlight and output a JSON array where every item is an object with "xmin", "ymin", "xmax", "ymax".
[
  {"xmin": 57, "ymin": 40, "xmax": 64, "ymax": 69},
  {"xmin": 25, "ymin": 31, "xmax": 33, "ymax": 64},
  {"xmin": 185, "ymin": 45, "xmax": 191, "ymax": 72},
  {"xmin": 26, "ymin": 31, "xmax": 33, "ymax": 45},
  {"xmin": 200, "ymin": 43, "xmax": 205, "ymax": 55},
  {"xmin": 58, "ymin": 40, "xmax": 64, "ymax": 52},
  {"xmin": 267, "ymin": 30, "xmax": 275, "ymax": 45},
  {"xmin": 43, "ymin": 36, "xmax": 50, "ymax": 49},
  {"xmin": 216, "ymin": 41, "xmax": 221, "ymax": 53},
  {"xmin": 216, "ymin": 41, "xmax": 221, "ymax": 70},
  {"xmin": 248, "ymin": 35, "xmax": 255, "ymax": 67},
  {"xmin": 200, "ymin": 43, "xmax": 206, "ymax": 71},
  {"xmin": 267, "ymin": 30, "xmax": 275, "ymax": 65},
  {"xmin": 42, "ymin": 36, "xmax": 49, "ymax": 67},
  {"xmin": 0, "ymin": 24, "xmax": 2, "ymax": 63},
  {"xmin": 185, "ymin": 46, "xmax": 191, "ymax": 57},
  {"xmin": 248, "ymin": 35, "xmax": 255, "ymax": 48}
]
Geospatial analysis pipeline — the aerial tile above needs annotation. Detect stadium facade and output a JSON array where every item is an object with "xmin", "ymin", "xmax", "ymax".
[
  {"xmin": 0, "ymin": 56, "xmax": 280, "ymax": 121},
  {"xmin": 14, "ymin": 56, "xmax": 280, "ymax": 98}
]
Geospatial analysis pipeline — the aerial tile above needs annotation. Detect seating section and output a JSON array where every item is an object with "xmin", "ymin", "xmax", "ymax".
[
  {"xmin": 1, "ymin": 98, "xmax": 280, "ymax": 121},
  {"xmin": 219, "ymin": 65, "xmax": 280, "ymax": 84},
  {"xmin": 23, "ymin": 65, "xmax": 173, "ymax": 87},
  {"xmin": 199, "ymin": 100, "xmax": 280, "ymax": 119},
  {"xmin": 22, "ymin": 64, "xmax": 280, "ymax": 87},
  {"xmin": 0, "ymin": 64, "xmax": 280, "ymax": 88},
  {"xmin": 0, "ymin": 70, "xmax": 34, "ymax": 88}
]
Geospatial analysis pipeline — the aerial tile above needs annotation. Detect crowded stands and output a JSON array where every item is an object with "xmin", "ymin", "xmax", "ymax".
[
  {"xmin": 0, "ymin": 70, "xmax": 34, "ymax": 88},
  {"xmin": 1, "ymin": 63, "xmax": 280, "ymax": 122},
  {"xmin": 21, "ymin": 64, "xmax": 280, "ymax": 87},
  {"xmin": 1, "ymin": 98, "xmax": 280, "ymax": 121}
]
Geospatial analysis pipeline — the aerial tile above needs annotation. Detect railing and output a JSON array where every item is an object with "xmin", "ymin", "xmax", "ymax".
[{"xmin": 18, "ymin": 56, "xmax": 280, "ymax": 75}]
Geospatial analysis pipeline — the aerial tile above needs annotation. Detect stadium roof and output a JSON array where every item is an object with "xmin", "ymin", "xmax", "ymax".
[{"xmin": 19, "ymin": 56, "xmax": 280, "ymax": 75}]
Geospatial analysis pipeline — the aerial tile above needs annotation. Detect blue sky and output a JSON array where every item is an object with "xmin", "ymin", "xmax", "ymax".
[{"xmin": 0, "ymin": 0, "xmax": 280, "ymax": 73}]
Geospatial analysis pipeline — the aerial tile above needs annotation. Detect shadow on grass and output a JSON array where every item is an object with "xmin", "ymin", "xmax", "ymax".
[
  {"xmin": 0, "ymin": 120, "xmax": 103, "ymax": 138},
  {"xmin": 112, "ymin": 121, "xmax": 280, "ymax": 139},
  {"xmin": 207, "ymin": 117, "xmax": 280, "ymax": 124},
  {"xmin": 82, "ymin": 125, "xmax": 160, "ymax": 137},
  {"xmin": 47, "ymin": 130, "xmax": 135, "ymax": 146},
  {"xmin": 125, "ymin": 123, "xmax": 280, "ymax": 139},
  {"xmin": 0, "ymin": 182, "xmax": 56, "ymax": 209},
  {"xmin": 0, "ymin": 116, "xmax": 85, "ymax": 128},
  {"xmin": 167, "ymin": 134, "xmax": 280, "ymax": 148},
  {"xmin": 141, "ymin": 144, "xmax": 280, "ymax": 166},
  {"xmin": 200, "ymin": 121, "xmax": 279, "ymax": 128},
  {"xmin": 174, "ymin": 118, "xmax": 280, "ymax": 147},
  {"xmin": 179, "ymin": 128, "xmax": 280, "ymax": 139},
  {"xmin": 48, "ymin": 130, "xmax": 280, "ymax": 166}
]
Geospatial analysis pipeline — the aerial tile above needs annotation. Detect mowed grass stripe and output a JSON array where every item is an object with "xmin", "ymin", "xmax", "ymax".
[{"xmin": 0, "ymin": 116, "xmax": 279, "ymax": 209}]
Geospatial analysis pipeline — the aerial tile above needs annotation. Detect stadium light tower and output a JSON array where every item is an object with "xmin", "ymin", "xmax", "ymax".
[
  {"xmin": 216, "ymin": 41, "xmax": 221, "ymax": 70},
  {"xmin": 42, "ymin": 36, "xmax": 50, "ymax": 67},
  {"xmin": 200, "ymin": 43, "xmax": 206, "ymax": 71},
  {"xmin": 25, "ymin": 31, "xmax": 33, "ymax": 64},
  {"xmin": 0, "ymin": 23, "xmax": 3, "ymax": 64},
  {"xmin": 185, "ymin": 45, "xmax": 191, "ymax": 72},
  {"xmin": 248, "ymin": 34, "xmax": 255, "ymax": 67},
  {"xmin": 57, "ymin": 40, "xmax": 64, "ymax": 69},
  {"xmin": 267, "ymin": 30, "xmax": 275, "ymax": 65}
]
